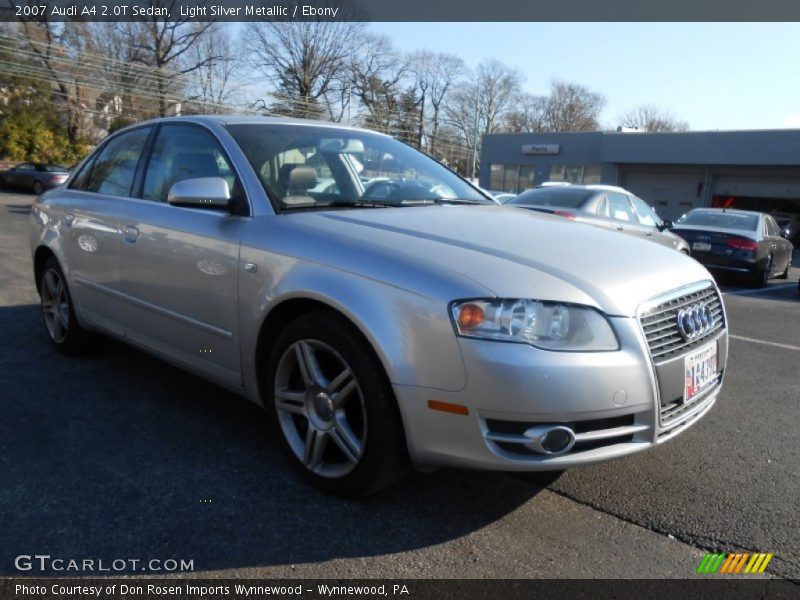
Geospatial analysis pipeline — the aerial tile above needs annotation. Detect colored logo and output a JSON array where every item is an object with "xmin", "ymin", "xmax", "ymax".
[{"xmin": 697, "ymin": 552, "xmax": 773, "ymax": 575}]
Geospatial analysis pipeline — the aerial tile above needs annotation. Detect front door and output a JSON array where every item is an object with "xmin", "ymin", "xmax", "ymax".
[{"xmin": 116, "ymin": 123, "xmax": 246, "ymax": 387}]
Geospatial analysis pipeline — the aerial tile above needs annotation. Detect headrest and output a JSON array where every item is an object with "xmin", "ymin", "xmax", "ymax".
[{"xmin": 287, "ymin": 166, "xmax": 317, "ymax": 191}]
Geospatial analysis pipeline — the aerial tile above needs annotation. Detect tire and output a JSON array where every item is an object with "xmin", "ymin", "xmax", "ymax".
[
  {"xmin": 751, "ymin": 255, "xmax": 772, "ymax": 288},
  {"xmin": 38, "ymin": 257, "xmax": 94, "ymax": 354},
  {"xmin": 32, "ymin": 180, "xmax": 44, "ymax": 195},
  {"xmin": 264, "ymin": 310, "xmax": 410, "ymax": 496}
]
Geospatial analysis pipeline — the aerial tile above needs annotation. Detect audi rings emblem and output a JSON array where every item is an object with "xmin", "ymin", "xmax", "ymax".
[{"xmin": 676, "ymin": 302, "xmax": 715, "ymax": 341}]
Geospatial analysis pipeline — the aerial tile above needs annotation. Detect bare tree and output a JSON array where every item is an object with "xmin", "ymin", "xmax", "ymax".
[
  {"xmin": 123, "ymin": 3, "xmax": 219, "ymax": 117},
  {"xmin": 246, "ymin": 20, "xmax": 363, "ymax": 119},
  {"xmin": 349, "ymin": 33, "xmax": 408, "ymax": 133},
  {"xmin": 542, "ymin": 80, "xmax": 605, "ymax": 132},
  {"xmin": 475, "ymin": 59, "xmax": 524, "ymax": 135},
  {"xmin": 188, "ymin": 24, "xmax": 239, "ymax": 114},
  {"xmin": 410, "ymin": 51, "xmax": 465, "ymax": 151},
  {"xmin": 504, "ymin": 92, "xmax": 548, "ymax": 132},
  {"xmin": 618, "ymin": 104, "xmax": 689, "ymax": 132}
]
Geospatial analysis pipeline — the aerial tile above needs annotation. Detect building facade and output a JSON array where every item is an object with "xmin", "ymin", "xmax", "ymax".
[{"xmin": 480, "ymin": 129, "xmax": 800, "ymax": 225}]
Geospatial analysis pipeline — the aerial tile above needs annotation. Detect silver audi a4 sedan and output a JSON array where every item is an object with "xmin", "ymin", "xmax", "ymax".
[{"xmin": 30, "ymin": 116, "xmax": 729, "ymax": 495}]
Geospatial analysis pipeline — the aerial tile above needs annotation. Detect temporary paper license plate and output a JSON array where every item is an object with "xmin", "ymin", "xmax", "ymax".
[
  {"xmin": 684, "ymin": 343, "xmax": 718, "ymax": 401},
  {"xmin": 693, "ymin": 242, "xmax": 712, "ymax": 252}
]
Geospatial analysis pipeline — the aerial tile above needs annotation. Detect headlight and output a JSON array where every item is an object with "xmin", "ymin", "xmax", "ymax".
[{"xmin": 450, "ymin": 299, "xmax": 618, "ymax": 351}]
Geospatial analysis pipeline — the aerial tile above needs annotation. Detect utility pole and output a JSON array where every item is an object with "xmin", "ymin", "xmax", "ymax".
[{"xmin": 470, "ymin": 88, "xmax": 480, "ymax": 181}]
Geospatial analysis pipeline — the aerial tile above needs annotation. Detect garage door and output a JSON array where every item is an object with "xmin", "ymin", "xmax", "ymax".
[
  {"xmin": 714, "ymin": 175, "xmax": 800, "ymax": 199},
  {"xmin": 621, "ymin": 170, "xmax": 706, "ymax": 221}
]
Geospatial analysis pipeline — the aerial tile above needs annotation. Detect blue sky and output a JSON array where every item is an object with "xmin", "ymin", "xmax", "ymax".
[{"xmin": 371, "ymin": 22, "xmax": 800, "ymax": 131}]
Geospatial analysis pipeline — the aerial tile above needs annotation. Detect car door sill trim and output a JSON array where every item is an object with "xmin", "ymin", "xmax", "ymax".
[{"xmin": 74, "ymin": 277, "xmax": 233, "ymax": 339}]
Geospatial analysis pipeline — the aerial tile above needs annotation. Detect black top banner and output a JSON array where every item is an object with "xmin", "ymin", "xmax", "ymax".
[{"xmin": 3, "ymin": 0, "xmax": 800, "ymax": 22}]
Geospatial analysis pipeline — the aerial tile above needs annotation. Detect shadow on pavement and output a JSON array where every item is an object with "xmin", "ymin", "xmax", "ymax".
[{"xmin": 0, "ymin": 304, "xmax": 544, "ymax": 575}]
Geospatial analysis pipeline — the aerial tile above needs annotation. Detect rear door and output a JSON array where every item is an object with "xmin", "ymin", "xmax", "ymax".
[
  {"xmin": 59, "ymin": 126, "xmax": 152, "ymax": 334},
  {"xmin": 629, "ymin": 194, "xmax": 676, "ymax": 250},
  {"xmin": 764, "ymin": 215, "xmax": 793, "ymax": 274},
  {"xmin": 116, "ymin": 123, "xmax": 247, "ymax": 387},
  {"xmin": 606, "ymin": 191, "xmax": 640, "ymax": 240}
]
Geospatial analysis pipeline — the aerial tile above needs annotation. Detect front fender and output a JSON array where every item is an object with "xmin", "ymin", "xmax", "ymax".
[{"xmin": 239, "ymin": 251, "xmax": 469, "ymax": 403}]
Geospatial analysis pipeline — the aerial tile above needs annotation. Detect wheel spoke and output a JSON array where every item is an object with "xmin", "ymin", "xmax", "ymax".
[
  {"xmin": 52, "ymin": 311, "xmax": 65, "ymax": 339},
  {"xmin": 327, "ymin": 368, "xmax": 356, "ymax": 406},
  {"xmin": 44, "ymin": 270, "xmax": 58, "ymax": 298},
  {"xmin": 303, "ymin": 426, "xmax": 327, "ymax": 470},
  {"xmin": 330, "ymin": 415, "xmax": 362, "ymax": 464},
  {"xmin": 295, "ymin": 341, "xmax": 325, "ymax": 387},
  {"xmin": 275, "ymin": 389, "xmax": 307, "ymax": 416}
]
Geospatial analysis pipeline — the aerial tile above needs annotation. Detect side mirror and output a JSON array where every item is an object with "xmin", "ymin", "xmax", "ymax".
[
  {"xmin": 659, "ymin": 220, "xmax": 673, "ymax": 231},
  {"xmin": 167, "ymin": 177, "xmax": 231, "ymax": 210},
  {"xmin": 782, "ymin": 228, "xmax": 792, "ymax": 239}
]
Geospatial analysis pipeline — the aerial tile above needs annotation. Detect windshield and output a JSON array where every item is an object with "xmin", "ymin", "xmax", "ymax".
[
  {"xmin": 226, "ymin": 124, "xmax": 490, "ymax": 210},
  {"xmin": 508, "ymin": 187, "xmax": 595, "ymax": 208},
  {"xmin": 676, "ymin": 210, "xmax": 759, "ymax": 231}
]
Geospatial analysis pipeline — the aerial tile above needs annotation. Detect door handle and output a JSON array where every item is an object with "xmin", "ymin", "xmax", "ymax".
[
  {"xmin": 64, "ymin": 213, "xmax": 75, "ymax": 227},
  {"xmin": 121, "ymin": 224, "xmax": 139, "ymax": 243},
  {"xmin": 645, "ymin": 231, "xmax": 653, "ymax": 237},
  {"xmin": 616, "ymin": 225, "xmax": 624, "ymax": 231}
]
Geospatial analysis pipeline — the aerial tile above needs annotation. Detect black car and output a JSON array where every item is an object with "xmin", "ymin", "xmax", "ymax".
[
  {"xmin": 671, "ymin": 208, "xmax": 794, "ymax": 287},
  {"xmin": 0, "ymin": 162, "xmax": 70, "ymax": 195}
]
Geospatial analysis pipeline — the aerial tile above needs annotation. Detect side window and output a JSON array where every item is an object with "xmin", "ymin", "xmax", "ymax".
[
  {"xmin": 595, "ymin": 195, "xmax": 609, "ymax": 217},
  {"xmin": 257, "ymin": 146, "xmax": 340, "ymax": 204},
  {"xmin": 630, "ymin": 195, "xmax": 660, "ymax": 227},
  {"xmin": 765, "ymin": 216, "xmax": 780, "ymax": 237},
  {"xmin": 70, "ymin": 157, "xmax": 97, "ymax": 190},
  {"xmin": 17, "ymin": 163, "xmax": 35, "ymax": 172},
  {"xmin": 83, "ymin": 128, "xmax": 151, "ymax": 196},
  {"xmin": 607, "ymin": 192, "xmax": 637, "ymax": 222},
  {"xmin": 142, "ymin": 124, "xmax": 239, "ymax": 203}
]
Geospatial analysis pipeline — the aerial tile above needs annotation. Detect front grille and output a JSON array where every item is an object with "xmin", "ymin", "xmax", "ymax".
[{"xmin": 639, "ymin": 284, "xmax": 725, "ymax": 361}]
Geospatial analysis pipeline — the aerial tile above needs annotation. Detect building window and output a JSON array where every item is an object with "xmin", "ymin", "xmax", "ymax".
[
  {"xmin": 489, "ymin": 164, "xmax": 503, "ymax": 190},
  {"xmin": 549, "ymin": 164, "xmax": 602, "ymax": 184},
  {"xmin": 549, "ymin": 165, "xmax": 565, "ymax": 182},
  {"xmin": 518, "ymin": 165, "xmax": 535, "ymax": 191},
  {"xmin": 582, "ymin": 166, "xmax": 602, "ymax": 184},
  {"xmin": 503, "ymin": 164, "xmax": 519, "ymax": 192},
  {"xmin": 488, "ymin": 163, "xmax": 535, "ymax": 192}
]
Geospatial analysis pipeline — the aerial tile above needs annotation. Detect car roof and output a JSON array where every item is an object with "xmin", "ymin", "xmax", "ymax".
[
  {"xmin": 116, "ymin": 114, "xmax": 385, "ymax": 137},
  {"xmin": 536, "ymin": 183, "xmax": 631, "ymax": 194},
  {"xmin": 689, "ymin": 208, "xmax": 764, "ymax": 217}
]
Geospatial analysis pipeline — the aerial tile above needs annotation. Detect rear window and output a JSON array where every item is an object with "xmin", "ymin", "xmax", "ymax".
[
  {"xmin": 508, "ymin": 188, "xmax": 595, "ymax": 208},
  {"xmin": 43, "ymin": 165, "xmax": 68, "ymax": 173},
  {"xmin": 676, "ymin": 211, "xmax": 759, "ymax": 231}
]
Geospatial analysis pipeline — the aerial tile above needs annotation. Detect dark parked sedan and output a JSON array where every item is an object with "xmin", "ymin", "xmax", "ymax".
[
  {"xmin": 0, "ymin": 162, "xmax": 70, "ymax": 195},
  {"xmin": 671, "ymin": 208, "xmax": 794, "ymax": 287}
]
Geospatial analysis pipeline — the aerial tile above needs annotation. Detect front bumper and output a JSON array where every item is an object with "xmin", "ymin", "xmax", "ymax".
[{"xmin": 395, "ymin": 314, "xmax": 728, "ymax": 471}]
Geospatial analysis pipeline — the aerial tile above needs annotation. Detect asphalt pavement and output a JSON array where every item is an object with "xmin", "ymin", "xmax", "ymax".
[{"xmin": 1, "ymin": 191, "xmax": 797, "ymax": 580}]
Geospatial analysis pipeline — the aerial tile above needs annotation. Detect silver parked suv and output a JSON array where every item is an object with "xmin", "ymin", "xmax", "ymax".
[{"xmin": 30, "ymin": 116, "xmax": 728, "ymax": 495}]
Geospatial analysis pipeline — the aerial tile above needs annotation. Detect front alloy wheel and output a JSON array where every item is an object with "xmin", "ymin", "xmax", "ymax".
[
  {"xmin": 266, "ymin": 311, "xmax": 409, "ymax": 496},
  {"xmin": 274, "ymin": 339, "xmax": 367, "ymax": 478}
]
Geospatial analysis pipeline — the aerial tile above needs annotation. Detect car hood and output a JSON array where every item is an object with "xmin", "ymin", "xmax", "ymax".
[{"xmin": 280, "ymin": 205, "xmax": 713, "ymax": 317}]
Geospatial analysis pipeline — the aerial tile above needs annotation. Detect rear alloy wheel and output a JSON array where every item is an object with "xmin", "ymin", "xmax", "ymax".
[
  {"xmin": 753, "ymin": 255, "xmax": 772, "ymax": 288},
  {"xmin": 32, "ymin": 180, "xmax": 44, "ymax": 195},
  {"xmin": 266, "ymin": 311, "xmax": 409, "ymax": 496},
  {"xmin": 39, "ymin": 257, "xmax": 93, "ymax": 353}
]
